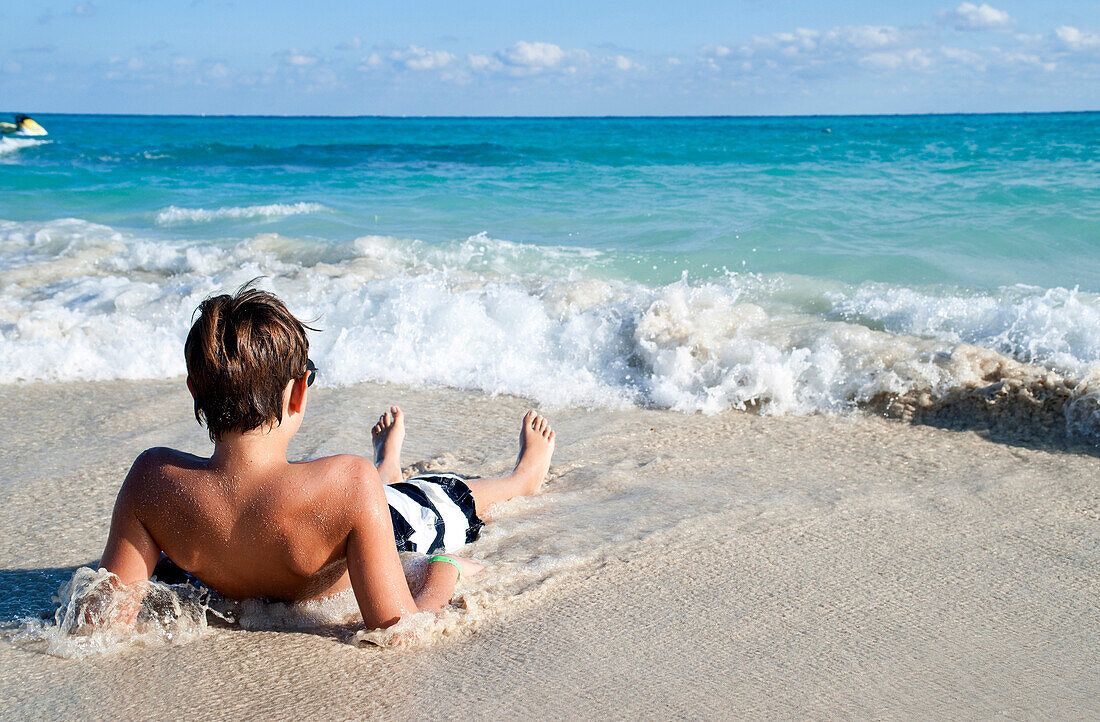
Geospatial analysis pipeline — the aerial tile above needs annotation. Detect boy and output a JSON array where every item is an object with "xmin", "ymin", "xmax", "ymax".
[{"xmin": 99, "ymin": 284, "xmax": 555, "ymax": 630}]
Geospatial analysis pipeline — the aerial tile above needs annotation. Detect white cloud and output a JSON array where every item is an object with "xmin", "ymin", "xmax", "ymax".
[
  {"xmin": 390, "ymin": 45, "xmax": 455, "ymax": 71},
  {"xmin": 834, "ymin": 25, "xmax": 904, "ymax": 49},
  {"xmin": 440, "ymin": 69, "xmax": 471, "ymax": 85},
  {"xmin": 56, "ymin": 14, "xmax": 1100, "ymax": 114},
  {"xmin": 468, "ymin": 53, "xmax": 502, "ymax": 72},
  {"xmin": 941, "ymin": 3, "xmax": 1013, "ymax": 32},
  {"xmin": 860, "ymin": 49, "xmax": 930, "ymax": 71},
  {"xmin": 940, "ymin": 46, "xmax": 987, "ymax": 70},
  {"xmin": 860, "ymin": 52, "xmax": 902, "ymax": 70},
  {"xmin": 308, "ymin": 67, "xmax": 340, "ymax": 89},
  {"xmin": 206, "ymin": 62, "xmax": 230, "ymax": 79},
  {"xmin": 698, "ymin": 18, "xmax": 1092, "ymax": 84},
  {"xmin": 771, "ymin": 28, "xmax": 820, "ymax": 54},
  {"xmin": 999, "ymin": 51, "xmax": 1057, "ymax": 71},
  {"xmin": 1053, "ymin": 26, "xmax": 1100, "ymax": 51},
  {"xmin": 906, "ymin": 48, "xmax": 932, "ymax": 69},
  {"xmin": 500, "ymin": 41, "xmax": 565, "ymax": 69},
  {"xmin": 71, "ymin": 2, "xmax": 95, "ymax": 17},
  {"xmin": 699, "ymin": 23, "xmax": 914, "ymax": 80},
  {"xmin": 286, "ymin": 51, "xmax": 318, "ymax": 67},
  {"xmin": 709, "ymin": 16, "xmax": 1083, "ymax": 81},
  {"xmin": 740, "ymin": 24, "xmax": 905, "ymax": 61},
  {"xmin": 353, "ymin": 40, "xmax": 610, "ymax": 80}
]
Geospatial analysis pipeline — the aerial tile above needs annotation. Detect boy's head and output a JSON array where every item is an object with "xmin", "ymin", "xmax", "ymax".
[{"xmin": 185, "ymin": 284, "xmax": 311, "ymax": 442}]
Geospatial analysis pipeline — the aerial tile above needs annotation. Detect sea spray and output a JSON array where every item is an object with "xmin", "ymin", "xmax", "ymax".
[
  {"xmin": 6, "ymin": 568, "xmax": 222, "ymax": 659},
  {"xmin": 0, "ymin": 137, "xmax": 50, "ymax": 160}
]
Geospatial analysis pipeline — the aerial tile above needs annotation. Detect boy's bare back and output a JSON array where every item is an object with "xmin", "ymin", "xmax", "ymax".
[{"xmin": 118, "ymin": 448, "xmax": 373, "ymax": 602}]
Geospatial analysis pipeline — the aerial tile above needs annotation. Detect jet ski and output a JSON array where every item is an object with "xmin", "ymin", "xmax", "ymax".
[{"xmin": 0, "ymin": 114, "xmax": 48, "ymax": 136}]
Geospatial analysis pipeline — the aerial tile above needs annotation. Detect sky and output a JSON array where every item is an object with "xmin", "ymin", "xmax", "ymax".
[{"xmin": 1, "ymin": 1, "xmax": 1098, "ymax": 116}]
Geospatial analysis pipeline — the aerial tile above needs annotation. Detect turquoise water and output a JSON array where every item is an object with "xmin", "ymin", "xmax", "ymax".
[
  {"xmin": 1, "ymin": 113, "xmax": 1099, "ymax": 421},
  {"xmin": 5, "ymin": 113, "xmax": 1100, "ymax": 289}
]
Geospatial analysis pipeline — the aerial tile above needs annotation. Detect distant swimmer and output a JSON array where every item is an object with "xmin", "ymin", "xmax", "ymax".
[{"xmin": 0, "ymin": 114, "xmax": 48, "ymax": 136}]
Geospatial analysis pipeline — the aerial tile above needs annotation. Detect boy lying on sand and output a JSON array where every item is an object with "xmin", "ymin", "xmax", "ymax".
[{"xmin": 98, "ymin": 284, "xmax": 555, "ymax": 629}]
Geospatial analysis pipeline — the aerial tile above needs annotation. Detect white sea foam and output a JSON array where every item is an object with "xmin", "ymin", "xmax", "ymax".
[
  {"xmin": 6, "ymin": 568, "xmax": 216, "ymax": 659},
  {"xmin": 154, "ymin": 202, "xmax": 327, "ymax": 226},
  {"xmin": 7, "ymin": 547, "xmax": 599, "ymax": 656},
  {"xmin": 0, "ymin": 137, "xmax": 50, "ymax": 159},
  {"xmin": 831, "ymin": 283, "xmax": 1100, "ymax": 379},
  {"xmin": 1, "ymin": 218, "xmax": 1098, "ymax": 438}
]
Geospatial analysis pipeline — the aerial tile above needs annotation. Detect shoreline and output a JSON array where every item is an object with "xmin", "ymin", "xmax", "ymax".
[{"xmin": 1, "ymin": 379, "xmax": 1097, "ymax": 717}]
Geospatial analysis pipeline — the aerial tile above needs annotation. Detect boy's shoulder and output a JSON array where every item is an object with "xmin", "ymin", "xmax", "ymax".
[
  {"xmin": 290, "ymin": 454, "xmax": 390, "ymax": 518},
  {"xmin": 128, "ymin": 446, "xmax": 207, "ymax": 478},
  {"xmin": 119, "ymin": 447, "xmax": 208, "ymax": 495},
  {"xmin": 292, "ymin": 453, "xmax": 383, "ymax": 490},
  {"xmin": 125, "ymin": 444, "xmax": 212, "ymax": 479},
  {"xmin": 111, "ymin": 448, "xmax": 209, "ymax": 518},
  {"xmin": 135, "ymin": 445, "xmax": 205, "ymax": 465}
]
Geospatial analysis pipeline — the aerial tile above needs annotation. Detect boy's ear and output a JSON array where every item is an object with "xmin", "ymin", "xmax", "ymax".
[{"xmin": 287, "ymin": 374, "xmax": 308, "ymax": 415}]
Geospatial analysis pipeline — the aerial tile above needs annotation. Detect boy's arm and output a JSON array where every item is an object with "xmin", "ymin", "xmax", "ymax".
[
  {"xmin": 343, "ymin": 457, "xmax": 468, "ymax": 629},
  {"xmin": 99, "ymin": 458, "xmax": 162, "ymax": 591}
]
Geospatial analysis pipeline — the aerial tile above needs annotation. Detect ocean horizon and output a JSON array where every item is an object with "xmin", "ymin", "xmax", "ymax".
[{"xmin": 6, "ymin": 110, "xmax": 1100, "ymax": 121}]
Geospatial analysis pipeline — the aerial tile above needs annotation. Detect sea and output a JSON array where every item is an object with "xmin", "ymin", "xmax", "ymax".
[{"xmin": 2, "ymin": 113, "xmax": 1099, "ymax": 431}]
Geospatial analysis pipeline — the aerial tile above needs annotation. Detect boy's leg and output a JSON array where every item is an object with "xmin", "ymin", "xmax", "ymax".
[
  {"xmin": 372, "ymin": 406, "xmax": 405, "ymax": 485},
  {"xmin": 464, "ymin": 411, "xmax": 555, "ymax": 511}
]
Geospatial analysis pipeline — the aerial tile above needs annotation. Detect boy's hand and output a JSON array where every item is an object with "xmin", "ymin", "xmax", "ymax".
[{"xmin": 451, "ymin": 556, "xmax": 485, "ymax": 577}]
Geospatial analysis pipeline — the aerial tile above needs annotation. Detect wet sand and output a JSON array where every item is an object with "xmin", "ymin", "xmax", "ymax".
[{"xmin": 0, "ymin": 379, "xmax": 1097, "ymax": 718}]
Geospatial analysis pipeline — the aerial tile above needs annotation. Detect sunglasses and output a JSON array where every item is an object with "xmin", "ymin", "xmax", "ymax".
[{"xmin": 305, "ymin": 358, "xmax": 317, "ymax": 387}]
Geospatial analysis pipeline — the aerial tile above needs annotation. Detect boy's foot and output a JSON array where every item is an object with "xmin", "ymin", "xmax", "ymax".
[
  {"xmin": 372, "ymin": 406, "xmax": 405, "ymax": 485},
  {"xmin": 513, "ymin": 410, "xmax": 556, "ymax": 494},
  {"xmin": 462, "ymin": 411, "xmax": 557, "ymax": 511}
]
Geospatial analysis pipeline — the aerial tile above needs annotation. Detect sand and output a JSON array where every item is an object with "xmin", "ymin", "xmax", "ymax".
[{"xmin": 0, "ymin": 379, "xmax": 1097, "ymax": 719}]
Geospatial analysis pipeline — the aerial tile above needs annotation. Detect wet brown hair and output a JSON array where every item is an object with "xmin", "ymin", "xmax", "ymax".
[{"xmin": 184, "ymin": 281, "xmax": 312, "ymax": 441}]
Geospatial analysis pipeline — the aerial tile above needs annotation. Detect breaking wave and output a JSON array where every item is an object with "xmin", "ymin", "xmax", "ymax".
[
  {"xmin": 1, "ymin": 218, "xmax": 1099, "ymax": 441},
  {"xmin": 154, "ymin": 202, "xmax": 327, "ymax": 226}
]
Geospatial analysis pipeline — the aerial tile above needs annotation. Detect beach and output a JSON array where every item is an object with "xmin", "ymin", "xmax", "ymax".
[
  {"xmin": 1, "ymin": 113, "xmax": 1099, "ymax": 717},
  {"xmin": 1, "ymin": 378, "xmax": 1096, "ymax": 718}
]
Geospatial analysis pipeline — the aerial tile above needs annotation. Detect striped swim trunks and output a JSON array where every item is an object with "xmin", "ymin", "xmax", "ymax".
[{"xmin": 384, "ymin": 473, "xmax": 484, "ymax": 555}]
